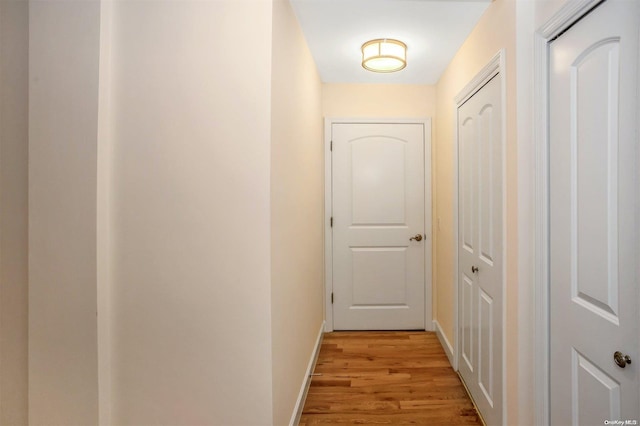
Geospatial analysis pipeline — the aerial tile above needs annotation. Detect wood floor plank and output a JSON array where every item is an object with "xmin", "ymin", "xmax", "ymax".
[{"xmin": 299, "ymin": 331, "xmax": 481, "ymax": 425}]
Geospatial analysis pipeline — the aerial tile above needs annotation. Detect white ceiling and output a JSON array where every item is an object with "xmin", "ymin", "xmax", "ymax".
[{"xmin": 289, "ymin": 0, "xmax": 492, "ymax": 85}]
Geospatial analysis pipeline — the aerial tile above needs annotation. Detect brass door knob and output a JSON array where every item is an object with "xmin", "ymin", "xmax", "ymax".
[{"xmin": 409, "ymin": 234, "xmax": 423, "ymax": 242}]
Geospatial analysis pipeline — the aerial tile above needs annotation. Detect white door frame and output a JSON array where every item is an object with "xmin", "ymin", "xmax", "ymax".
[
  {"xmin": 532, "ymin": 1, "xmax": 612, "ymax": 424},
  {"xmin": 323, "ymin": 118, "xmax": 433, "ymax": 332},
  {"xmin": 452, "ymin": 49, "xmax": 507, "ymax": 422}
]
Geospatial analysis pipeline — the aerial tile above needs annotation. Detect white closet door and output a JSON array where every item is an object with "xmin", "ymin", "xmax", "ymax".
[
  {"xmin": 549, "ymin": 0, "xmax": 640, "ymax": 424},
  {"xmin": 458, "ymin": 74, "xmax": 503, "ymax": 426}
]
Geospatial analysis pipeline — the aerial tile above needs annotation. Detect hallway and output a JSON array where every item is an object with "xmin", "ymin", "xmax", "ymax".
[
  {"xmin": 300, "ymin": 332, "xmax": 481, "ymax": 425},
  {"xmin": 5, "ymin": 0, "xmax": 638, "ymax": 423}
]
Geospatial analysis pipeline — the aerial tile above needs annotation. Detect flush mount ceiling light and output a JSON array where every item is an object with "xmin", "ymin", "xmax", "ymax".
[{"xmin": 361, "ymin": 38, "xmax": 407, "ymax": 73}]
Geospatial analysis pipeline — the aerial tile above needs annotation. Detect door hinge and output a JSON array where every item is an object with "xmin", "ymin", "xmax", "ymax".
[
  {"xmin": 330, "ymin": 217, "xmax": 333, "ymax": 227},
  {"xmin": 331, "ymin": 292, "xmax": 334, "ymax": 304}
]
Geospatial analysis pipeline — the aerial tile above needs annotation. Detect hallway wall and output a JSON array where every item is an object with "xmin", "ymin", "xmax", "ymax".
[
  {"xmin": 323, "ymin": 84, "xmax": 436, "ymax": 118},
  {"xmin": 108, "ymin": 1, "xmax": 274, "ymax": 424},
  {"xmin": 0, "ymin": 0, "xmax": 29, "ymax": 423},
  {"xmin": 28, "ymin": 1, "xmax": 102, "ymax": 423},
  {"xmin": 25, "ymin": 0, "xmax": 326, "ymax": 423},
  {"xmin": 270, "ymin": 1, "xmax": 324, "ymax": 425},
  {"xmin": 434, "ymin": 0, "xmax": 518, "ymax": 423}
]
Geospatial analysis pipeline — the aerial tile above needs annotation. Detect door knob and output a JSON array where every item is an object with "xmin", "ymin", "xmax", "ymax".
[
  {"xmin": 409, "ymin": 234, "xmax": 423, "ymax": 242},
  {"xmin": 471, "ymin": 265, "xmax": 479, "ymax": 273},
  {"xmin": 614, "ymin": 351, "xmax": 632, "ymax": 368}
]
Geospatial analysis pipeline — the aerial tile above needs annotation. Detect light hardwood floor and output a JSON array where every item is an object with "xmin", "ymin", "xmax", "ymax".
[{"xmin": 299, "ymin": 331, "xmax": 482, "ymax": 425}]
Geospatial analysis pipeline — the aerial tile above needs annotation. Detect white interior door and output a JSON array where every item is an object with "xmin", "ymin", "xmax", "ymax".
[
  {"xmin": 549, "ymin": 1, "xmax": 640, "ymax": 424},
  {"xmin": 332, "ymin": 123, "xmax": 426, "ymax": 330},
  {"xmin": 457, "ymin": 74, "xmax": 503, "ymax": 426}
]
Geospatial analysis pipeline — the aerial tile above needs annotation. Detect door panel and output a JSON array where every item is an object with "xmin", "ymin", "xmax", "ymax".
[
  {"xmin": 351, "ymin": 140, "xmax": 406, "ymax": 224},
  {"xmin": 550, "ymin": 0, "xmax": 640, "ymax": 424},
  {"xmin": 478, "ymin": 288, "xmax": 494, "ymax": 406},
  {"xmin": 352, "ymin": 247, "xmax": 407, "ymax": 305},
  {"xmin": 461, "ymin": 116, "xmax": 475, "ymax": 254},
  {"xmin": 478, "ymin": 105, "xmax": 495, "ymax": 266},
  {"xmin": 462, "ymin": 274, "xmax": 474, "ymax": 372},
  {"xmin": 458, "ymin": 74, "xmax": 503, "ymax": 426},
  {"xmin": 332, "ymin": 123, "xmax": 425, "ymax": 330},
  {"xmin": 573, "ymin": 348, "xmax": 622, "ymax": 424}
]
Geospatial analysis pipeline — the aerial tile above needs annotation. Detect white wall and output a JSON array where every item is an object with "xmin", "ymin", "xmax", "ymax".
[
  {"xmin": 0, "ymin": 0, "xmax": 29, "ymax": 423},
  {"xmin": 108, "ymin": 1, "xmax": 274, "ymax": 424},
  {"xmin": 270, "ymin": 1, "xmax": 324, "ymax": 424},
  {"xmin": 516, "ymin": 0, "xmax": 535, "ymax": 423},
  {"xmin": 28, "ymin": 0, "xmax": 101, "ymax": 423},
  {"xmin": 24, "ymin": 1, "xmax": 349, "ymax": 424}
]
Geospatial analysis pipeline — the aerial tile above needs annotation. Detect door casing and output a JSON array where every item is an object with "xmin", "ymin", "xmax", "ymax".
[
  {"xmin": 323, "ymin": 118, "xmax": 433, "ymax": 332},
  {"xmin": 453, "ymin": 50, "xmax": 507, "ymax": 423}
]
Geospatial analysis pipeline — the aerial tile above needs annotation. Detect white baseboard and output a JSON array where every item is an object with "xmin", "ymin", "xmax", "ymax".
[
  {"xmin": 290, "ymin": 321, "xmax": 325, "ymax": 426},
  {"xmin": 433, "ymin": 319, "xmax": 455, "ymax": 368}
]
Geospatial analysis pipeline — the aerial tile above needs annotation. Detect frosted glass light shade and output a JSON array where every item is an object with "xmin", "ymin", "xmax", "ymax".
[{"xmin": 361, "ymin": 39, "xmax": 407, "ymax": 73}]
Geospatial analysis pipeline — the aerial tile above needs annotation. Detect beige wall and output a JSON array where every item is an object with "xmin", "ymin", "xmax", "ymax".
[
  {"xmin": 0, "ymin": 0, "xmax": 29, "ymax": 424},
  {"xmin": 434, "ymin": 0, "xmax": 518, "ymax": 423},
  {"xmin": 270, "ymin": 1, "xmax": 324, "ymax": 424},
  {"xmin": 108, "ymin": 1, "xmax": 274, "ymax": 424},
  {"xmin": 28, "ymin": 0, "xmax": 101, "ymax": 423},
  {"xmin": 323, "ymin": 84, "xmax": 436, "ymax": 118},
  {"xmin": 26, "ymin": 1, "xmax": 325, "ymax": 423}
]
